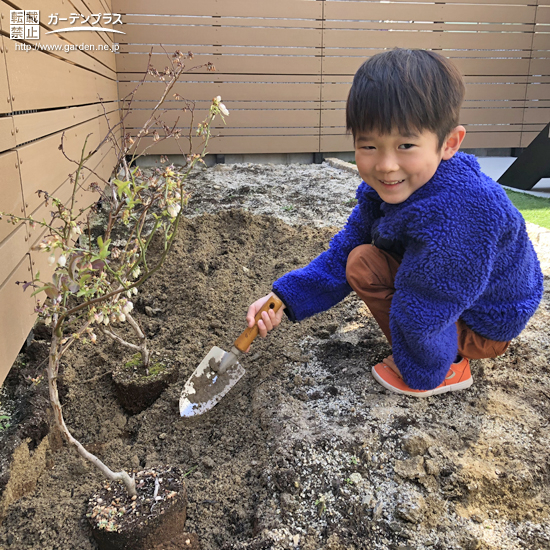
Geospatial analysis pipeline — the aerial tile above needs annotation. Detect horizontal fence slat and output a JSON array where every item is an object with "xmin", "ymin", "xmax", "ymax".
[
  {"xmin": 126, "ymin": 127, "xmax": 321, "ymax": 137},
  {"xmin": 0, "ymin": 150, "xmax": 24, "ymax": 244},
  {"xmin": 0, "ymin": 116, "xmax": 16, "ymax": 153},
  {"xmin": 132, "ymin": 135, "xmax": 321, "ymax": 155},
  {"xmin": 521, "ymin": 132, "xmax": 542, "ymax": 147},
  {"xmin": 0, "ymin": 224, "xmax": 27, "ymax": 289},
  {"xmin": 121, "ymin": 25, "xmax": 323, "ymax": 48},
  {"xmin": 123, "ymin": 15, "xmax": 323, "ymax": 29},
  {"xmin": 323, "ymin": 1, "xmax": 536, "ymax": 24},
  {"xmin": 119, "ymin": 73, "xmax": 321, "ymax": 84},
  {"xmin": 357, "ymin": 0, "xmax": 535, "ymax": 4},
  {"xmin": 323, "ymin": 21, "xmax": 535, "ymax": 33},
  {"xmin": 120, "ymin": 44, "xmax": 332, "ymax": 56},
  {"xmin": 320, "ymin": 131, "xmax": 524, "ymax": 152},
  {"xmin": 14, "ymin": 101, "xmax": 119, "ymax": 147},
  {"xmin": 320, "ymin": 81, "xmax": 530, "ymax": 102},
  {"xmin": 321, "ymin": 99, "xmax": 530, "ymax": 109},
  {"xmin": 112, "ymin": 0, "xmax": 323, "ymax": 19},
  {"xmin": 0, "ymin": 256, "xmax": 35, "ymax": 387},
  {"xmin": 523, "ymin": 108, "xmax": 550, "ymax": 124},
  {"xmin": 325, "ymin": 48, "xmax": 532, "ymax": 60},
  {"xmin": 321, "ymin": 124, "xmax": 524, "ymax": 136},
  {"xmin": 207, "ymin": 128, "xmax": 320, "ymax": 137},
  {"xmin": 322, "ymin": 57, "xmax": 533, "ymax": 77},
  {"xmin": 526, "ymin": 84, "xmax": 550, "ymax": 100},
  {"xmin": 119, "ymin": 81, "xmax": 321, "ymax": 102},
  {"xmin": 321, "ymin": 107, "xmax": 526, "ymax": 127},
  {"xmin": 537, "ymin": 6, "xmax": 550, "ymax": 23},
  {"xmin": 463, "ymin": 132, "xmax": 523, "ymax": 148},
  {"xmin": 117, "ymin": 53, "xmax": 323, "ymax": 75},
  {"xmin": 530, "ymin": 59, "xmax": 550, "ymax": 75},
  {"xmin": 124, "ymin": 108, "xmax": 320, "ymax": 129},
  {"xmin": 533, "ymin": 33, "xmax": 550, "ymax": 49},
  {"xmin": 323, "ymin": 29, "xmax": 533, "ymax": 49},
  {"xmin": 5, "ymin": 46, "xmax": 117, "ymax": 111},
  {"xmin": 134, "ymin": 100, "xmax": 319, "ymax": 111}
]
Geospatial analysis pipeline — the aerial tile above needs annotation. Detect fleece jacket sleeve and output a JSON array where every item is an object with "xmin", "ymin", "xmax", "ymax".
[{"xmin": 272, "ymin": 190, "xmax": 378, "ymax": 322}]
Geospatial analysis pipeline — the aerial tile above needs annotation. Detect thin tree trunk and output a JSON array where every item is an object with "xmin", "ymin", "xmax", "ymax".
[{"xmin": 47, "ymin": 333, "xmax": 137, "ymax": 497}]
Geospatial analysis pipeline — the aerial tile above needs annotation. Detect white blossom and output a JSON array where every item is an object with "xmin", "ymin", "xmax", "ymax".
[
  {"xmin": 219, "ymin": 103, "xmax": 229, "ymax": 116},
  {"xmin": 57, "ymin": 255, "xmax": 67, "ymax": 267},
  {"xmin": 47, "ymin": 255, "xmax": 56, "ymax": 266},
  {"xmin": 167, "ymin": 203, "xmax": 181, "ymax": 218},
  {"xmin": 118, "ymin": 313, "xmax": 126, "ymax": 323},
  {"xmin": 70, "ymin": 225, "xmax": 82, "ymax": 239}
]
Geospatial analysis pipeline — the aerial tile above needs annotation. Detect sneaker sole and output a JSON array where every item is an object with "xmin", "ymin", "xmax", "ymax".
[{"xmin": 371, "ymin": 366, "xmax": 473, "ymax": 397}]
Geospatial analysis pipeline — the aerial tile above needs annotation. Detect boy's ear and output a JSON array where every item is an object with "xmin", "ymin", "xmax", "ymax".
[{"xmin": 441, "ymin": 125, "xmax": 466, "ymax": 160}]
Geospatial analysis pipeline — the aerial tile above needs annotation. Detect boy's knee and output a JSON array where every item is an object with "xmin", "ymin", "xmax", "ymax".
[
  {"xmin": 346, "ymin": 244, "xmax": 378, "ymax": 287},
  {"xmin": 347, "ymin": 244, "xmax": 401, "ymax": 292}
]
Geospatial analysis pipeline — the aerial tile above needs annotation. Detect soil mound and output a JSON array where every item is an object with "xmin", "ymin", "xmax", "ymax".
[{"xmin": 0, "ymin": 162, "xmax": 549, "ymax": 550}]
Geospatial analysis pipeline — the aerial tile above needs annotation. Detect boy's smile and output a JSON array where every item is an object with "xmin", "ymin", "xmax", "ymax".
[{"xmin": 354, "ymin": 127, "xmax": 464, "ymax": 204}]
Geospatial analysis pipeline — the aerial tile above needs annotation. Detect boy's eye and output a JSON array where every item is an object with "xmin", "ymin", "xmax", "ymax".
[{"xmin": 399, "ymin": 143, "xmax": 415, "ymax": 150}]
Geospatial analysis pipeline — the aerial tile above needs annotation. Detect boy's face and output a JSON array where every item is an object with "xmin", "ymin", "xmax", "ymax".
[{"xmin": 354, "ymin": 128, "xmax": 461, "ymax": 204}]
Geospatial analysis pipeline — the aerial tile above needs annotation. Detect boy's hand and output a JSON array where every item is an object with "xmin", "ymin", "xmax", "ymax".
[{"xmin": 246, "ymin": 292, "xmax": 286, "ymax": 346}]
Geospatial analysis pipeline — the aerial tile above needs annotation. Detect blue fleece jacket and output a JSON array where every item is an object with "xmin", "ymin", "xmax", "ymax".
[{"xmin": 272, "ymin": 152, "xmax": 544, "ymax": 390}]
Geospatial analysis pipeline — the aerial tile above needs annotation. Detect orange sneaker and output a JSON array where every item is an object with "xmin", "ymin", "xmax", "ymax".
[{"xmin": 371, "ymin": 357, "xmax": 473, "ymax": 397}]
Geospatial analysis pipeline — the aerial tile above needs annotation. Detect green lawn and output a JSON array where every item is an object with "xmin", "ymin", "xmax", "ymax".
[{"xmin": 505, "ymin": 189, "xmax": 550, "ymax": 230}]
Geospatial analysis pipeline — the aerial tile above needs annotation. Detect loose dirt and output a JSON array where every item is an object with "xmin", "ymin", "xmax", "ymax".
[{"xmin": 0, "ymin": 162, "xmax": 549, "ymax": 550}]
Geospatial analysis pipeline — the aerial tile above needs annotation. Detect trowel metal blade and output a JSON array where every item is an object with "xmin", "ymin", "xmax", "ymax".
[{"xmin": 179, "ymin": 346, "xmax": 246, "ymax": 417}]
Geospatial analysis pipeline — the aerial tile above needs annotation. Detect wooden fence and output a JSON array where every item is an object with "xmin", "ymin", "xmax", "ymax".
[
  {"xmin": 1, "ymin": 0, "xmax": 550, "ymax": 384},
  {"xmin": 0, "ymin": 0, "xmax": 119, "ymax": 385},
  {"xmin": 113, "ymin": 0, "xmax": 550, "ymax": 155}
]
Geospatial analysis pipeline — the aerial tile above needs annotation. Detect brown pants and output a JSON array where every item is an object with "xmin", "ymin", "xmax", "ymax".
[{"xmin": 345, "ymin": 244, "xmax": 510, "ymax": 360}]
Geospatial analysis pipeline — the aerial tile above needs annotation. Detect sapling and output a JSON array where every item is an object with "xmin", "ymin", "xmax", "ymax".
[{"xmin": 0, "ymin": 50, "xmax": 228, "ymax": 497}]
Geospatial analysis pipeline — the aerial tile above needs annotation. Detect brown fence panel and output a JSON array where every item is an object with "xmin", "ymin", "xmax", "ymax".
[
  {"xmin": 522, "ymin": 3, "xmax": 550, "ymax": 146},
  {"xmin": 113, "ymin": 0, "xmax": 323, "ymax": 155},
  {"xmin": 112, "ymin": 0, "xmax": 548, "ymax": 154},
  {"xmin": 0, "ymin": 0, "xmax": 119, "ymax": 386},
  {"xmin": 3, "ymin": 0, "xmax": 117, "ymax": 72},
  {"xmin": 321, "ymin": 0, "xmax": 539, "ymax": 151},
  {"xmin": 113, "ymin": 0, "xmax": 547, "ymax": 154},
  {"xmin": 2, "ymin": 0, "xmax": 550, "ymax": 384},
  {"xmin": 0, "ymin": 256, "xmax": 35, "ymax": 386},
  {"xmin": 5, "ymin": 47, "xmax": 117, "ymax": 112}
]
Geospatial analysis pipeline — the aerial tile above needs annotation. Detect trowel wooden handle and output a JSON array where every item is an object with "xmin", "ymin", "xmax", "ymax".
[{"xmin": 234, "ymin": 294, "xmax": 284, "ymax": 353}]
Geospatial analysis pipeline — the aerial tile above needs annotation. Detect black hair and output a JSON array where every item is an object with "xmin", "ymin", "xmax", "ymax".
[{"xmin": 346, "ymin": 49, "xmax": 465, "ymax": 148}]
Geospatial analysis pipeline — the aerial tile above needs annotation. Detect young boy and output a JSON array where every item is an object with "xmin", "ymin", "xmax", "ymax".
[{"xmin": 246, "ymin": 48, "xmax": 544, "ymax": 397}]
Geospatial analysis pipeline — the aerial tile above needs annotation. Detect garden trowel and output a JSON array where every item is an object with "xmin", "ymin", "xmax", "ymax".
[{"xmin": 179, "ymin": 294, "xmax": 284, "ymax": 417}]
